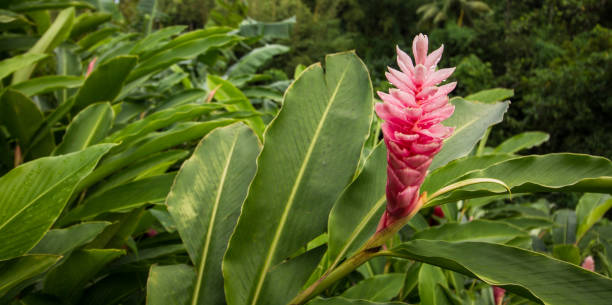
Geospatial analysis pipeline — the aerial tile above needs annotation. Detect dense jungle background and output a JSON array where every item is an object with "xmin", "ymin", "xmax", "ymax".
[{"xmin": 118, "ymin": 0, "xmax": 612, "ymax": 159}]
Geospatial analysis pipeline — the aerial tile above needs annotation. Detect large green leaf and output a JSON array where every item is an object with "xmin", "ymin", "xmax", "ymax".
[
  {"xmin": 553, "ymin": 209, "xmax": 577, "ymax": 245},
  {"xmin": 418, "ymin": 264, "xmax": 451, "ymax": 305},
  {"xmin": 576, "ymin": 193, "xmax": 612, "ymax": 242},
  {"xmin": 0, "ymin": 255, "xmax": 61, "ymax": 297},
  {"xmin": 0, "ymin": 53, "xmax": 48, "ymax": 80},
  {"xmin": 427, "ymin": 153, "xmax": 612, "ymax": 206},
  {"xmin": 146, "ymin": 264, "xmax": 195, "ymax": 305},
  {"xmin": 492, "ymin": 131, "xmax": 550, "ymax": 154},
  {"xmin": 388, "ymin": 240, "xmax": 612, "ymax": 305},
  {"xmin": 327, "ymin": 143, "xmax": 386, "ymax": 269},
  {"xmin": 54, "ymin": 102, "xmax": 114, "ymax": 155},
  {"xmin": 9, "ymin": 1, "xmax": 94, "ymax": 12},
  {"xmin": 412, "ymin": 220, "xmax": 527, "ymax": 243},
  {"xmin": 422, "ymin": 154, "xmax": 517, "ymax": 195},
  {"xmin": 0, "ymin": 144, "xmax": 113, "ymax": 260},
  {"xmin": 238, "ymin": 17, "xmax": 295, "ymax": 40},
  {"xmin": 104, "ymin": 103, "xmax": 221, "ymax": 147},
  {"xmin": 29, "ymin": 221, "xmax": 110, "ymax": 255},
  {"xmin": 206, "ymin": 75, "xmax": 265, "ymax": 139},
  {"xmin": 90, "ymin": 149, "xmax": 188, "ymax": 196},
  {"xmin": 0, "ymin": 89, "xmax": 53, "ymax": 155},
  {"xmin": 130, "ymin": 25, "xmax": 186, "ymax": 55},
  {"xmin": 70, "ymin": 11, "xmax": 111, "ymax": 38},
  {"xmin": 307, "ymin": 298, "xmax": 406, "ymax": 305},
  {"xmin": 60, "ymin": 173, "xmax": 175, "ymax": 225},
  {"xmin": 11, "ymin": 75, "xmax": 83, "ymax": 96},
  {"xmin": 430, "ymin": 99, "xmax": 509, "ymax": 170},
  {"xmin": 464, "ymin": 88, "xmax": 514, "ymax": 103},
  {"xmin": 227, "ymin": 44, "xmax": 290, "ymax": 78},
  {"xmin": 73, "ymin": 55, "xmax": 138, "ymax": 110},
  {"xmin": 43, "ymin": 249, "xmax": 124, "ymax": 302},
  {"xmin": 12, "ymin": 8, "xmax": 75, "ymax": 84},
  {"xmin": 127, "ymin": 34, "xmax": 237, "ymax": 82},
  {"xmin": 223, "ymin": 52, "xmax": 373, "ymax": 305},
  {"xmin": 341, "ymin": 273, "xmax": 404, "ymax": 302},
  {"xmin": 77, "ymin": 119, "xmax": 236, "ymax": 191},
  {"xmin": 166, "ymin": 123, "xmax": 260, "ymax": 305}
]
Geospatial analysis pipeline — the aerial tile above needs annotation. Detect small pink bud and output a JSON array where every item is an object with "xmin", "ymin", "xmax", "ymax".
[
  {"xmin": 493, "ymin": 286, "xmax": 506, "ymax": 305},
  {"xmin": 433, "ymin": 206, "xmax": 445, "ymax": 218},
  {"xmin": 146, "ymin": 228, "xmax": 158, "ymax": 237},
  {"xmin": 376, "ymin": 34, "xmax": 456, "ymax": 231},
  {"xmin": 582, "ymin": 255, "xmax": 595, "ymax": 271},
  {"xmin": 86, "ymin": 57, "xmax": 98, "ymax": 77}
]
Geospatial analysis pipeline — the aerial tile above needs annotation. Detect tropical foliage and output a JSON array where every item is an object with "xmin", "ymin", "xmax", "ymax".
[{"xmin": 0, "ymin": 1, "xmax": 611, "ymax": 305}]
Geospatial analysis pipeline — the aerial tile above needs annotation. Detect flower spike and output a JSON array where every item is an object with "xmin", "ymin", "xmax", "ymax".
[{"xmin": 376, "ymin": 34, "xmax": 456, "ymax": 231}]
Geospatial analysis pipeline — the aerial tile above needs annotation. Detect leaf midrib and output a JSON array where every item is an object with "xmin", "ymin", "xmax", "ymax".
[
  {"xmin": 191, "ymin": 130, "xmax": 239, "ymax": 305},
  {"xmin": 0, "ymin": 156, "xmax": 94, "ymax": 233},
  {"xmin": 249, "ymin": 65, "xmax": 351, "ymax": 305},
  {"xmin": 330, "ymin": 196, "xmax": 385, "ymax": 269}
]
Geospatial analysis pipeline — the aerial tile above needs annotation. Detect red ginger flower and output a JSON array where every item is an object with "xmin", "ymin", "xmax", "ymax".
[{"xmin": 375, "ymin": 34, "xmax": 456, "ymax": 231}]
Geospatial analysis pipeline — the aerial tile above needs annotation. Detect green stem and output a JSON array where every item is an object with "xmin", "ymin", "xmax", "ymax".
[
  {"xmin": 289, "ymin": 250, "xmax": 379, "ymax": 305},
  {"xmin": 291, "ymin": 194, "xmax": 428, "ymax": 304},
  {"xmin": 476, "ymin": 127, "xmax": 492, "ymax": 156}
]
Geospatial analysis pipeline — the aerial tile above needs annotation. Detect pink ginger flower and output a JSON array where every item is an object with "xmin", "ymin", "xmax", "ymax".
[
  {"xmin": 582, "ymin": 255, "xmax": 595, "ymax": 271},
  {"xmin": 86, "ymin": 57, "xmax": 98, "ymax": 77},
  {"xmin": 493, "ymin": 286, "xmax": 506, "ymax": 305},
  {"xmin": 376, "ymin": 34, "xmax": 456, "ymax": 231}
]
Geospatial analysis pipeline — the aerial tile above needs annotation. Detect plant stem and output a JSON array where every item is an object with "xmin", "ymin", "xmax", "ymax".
[{"xmin": 289, "ymin": 249, "xmax": 379, "ymax": 305}]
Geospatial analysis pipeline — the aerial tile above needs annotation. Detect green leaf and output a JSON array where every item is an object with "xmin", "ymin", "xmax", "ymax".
[
  {"xmin": 227, "ymin": 44, "xmax": 290, "ymax": 78},
  {"xmin": 55, "ymin": 102, "xmax": 115, "ymax": 155},
  {"xmin": 307, "ymin": 298, "xmax": 406, "ymax": 305},
  {"xmin": 498, "ymin": 217, "xmax": 553, "ymax": 230},
  {"xmin": 156, "ymin": 89, "xmax": 207, "ymax": 111},
  {"xmin": 418, "ymin": 264, "xmax": 451, "ymax": 305},
  {"xmin": 60, "ymin": 173, "xmax": 175, "ymax": 225},
  {"xmin": 90, "ymin": 149, "xmax": 188, "ymax": 196},
  {"xmin": 146, "ymin": 264, "xmax": 195, "ymax": 305},
  {"xmin": 238, "ymin": 16, "xmax": 295, "ymax": 40},
  {"xmin": 9, "ymin": 1, "xmax": 94, "ymax": 12},
  {"xmin": 70, "ymin": 12, "xmax": 111, "ymax": 39},
  {"xmin": 431, "ymin": 99, "xmax": 509, "ymax": 170},
  {"xmin": 341, "ymin": 273, "xmax": 405, "ymax": 302},
  {"xmin": 130, "ymin": 25, "xmax": 186, "ymax": 55},
  {"xmin": 127, "ymin": 34, "xmax": 237, "ymax": 82},
  {"xmin": 0, "ymin": 53, "xmax": 48, "ymax": 80},
  {"xmin": 492, "ymin": 131, "xmax": 550, "ymax": 154},
  {"xmin": 552, "ymin": 244, "xmax": 581, "ymax": 265},
  {"xmin": 413, "ymin": 220, "xmax": 527, "ymax": 243},
  {"xmin": 29, "ymin": 221, "xmax": 110, "ymax": 255},
  {"xmin": 78, "ymin": 119, "xmax": 236, "ymax": 191},
  {"xmin": 327, "ymin": 143, "xmax": 386, "ymax": 268},
  {"xmin": 428, "ymin": 153, "xmax": 612, "ymax": 206},
  {"xmin": 104, "ymin": 103, "xmax": 221, "ymax": 147},
  {"xmin": 576, "ymin": 193, "xmax": 612, "ymax": 242},
  {"xmin": 0, "ymin": 255, "xmax": 61, "ymax": 297},
  {"xmin": 388, "ymin": 240, "xmax": 612, "ymax": 305},
  {"xmin": 0, "ymin": 89, "xmax": 52, "ymax": 153},
  {"xmin": 464, "ymin": 88, "xmax": 514, "ymax": 103},
  {"xmin": 11, "ymin": 75, "xmax": 83, "ymax": 96},
  {"xmin": 206, "ymin": 75, "xmax": 265, "ymax": 139},
  {"xmin": 422, "ymin": 154, "xmax": 517, "ymax": 195},
  {"xmin": 553, "ymin": 209, "xmax": 577, "ymax": 245},
  {"xmin": 0, "ymin": 144, "xmax": 113, "ymax": 261},
  {"xmin": 73, "ymin": 55, "xmax": 138, "ymax": 110},
  {"xmin": 12, "ymin": 8, "xmax": 75, "ymax": 84},
  {"xmin": 223, "ymin": 52, "xmax": 373, "ymax": 305},
  {"xmin": 138, "ymin": 0, "xmax": 158, "ymax": 35},
  {"xmin": 43, "ymin": 249, "xmax": 125, "ymax": 301},
  {"xmin": 166, "ymin": 123, "xmax": 260, "ymax": 305}
]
